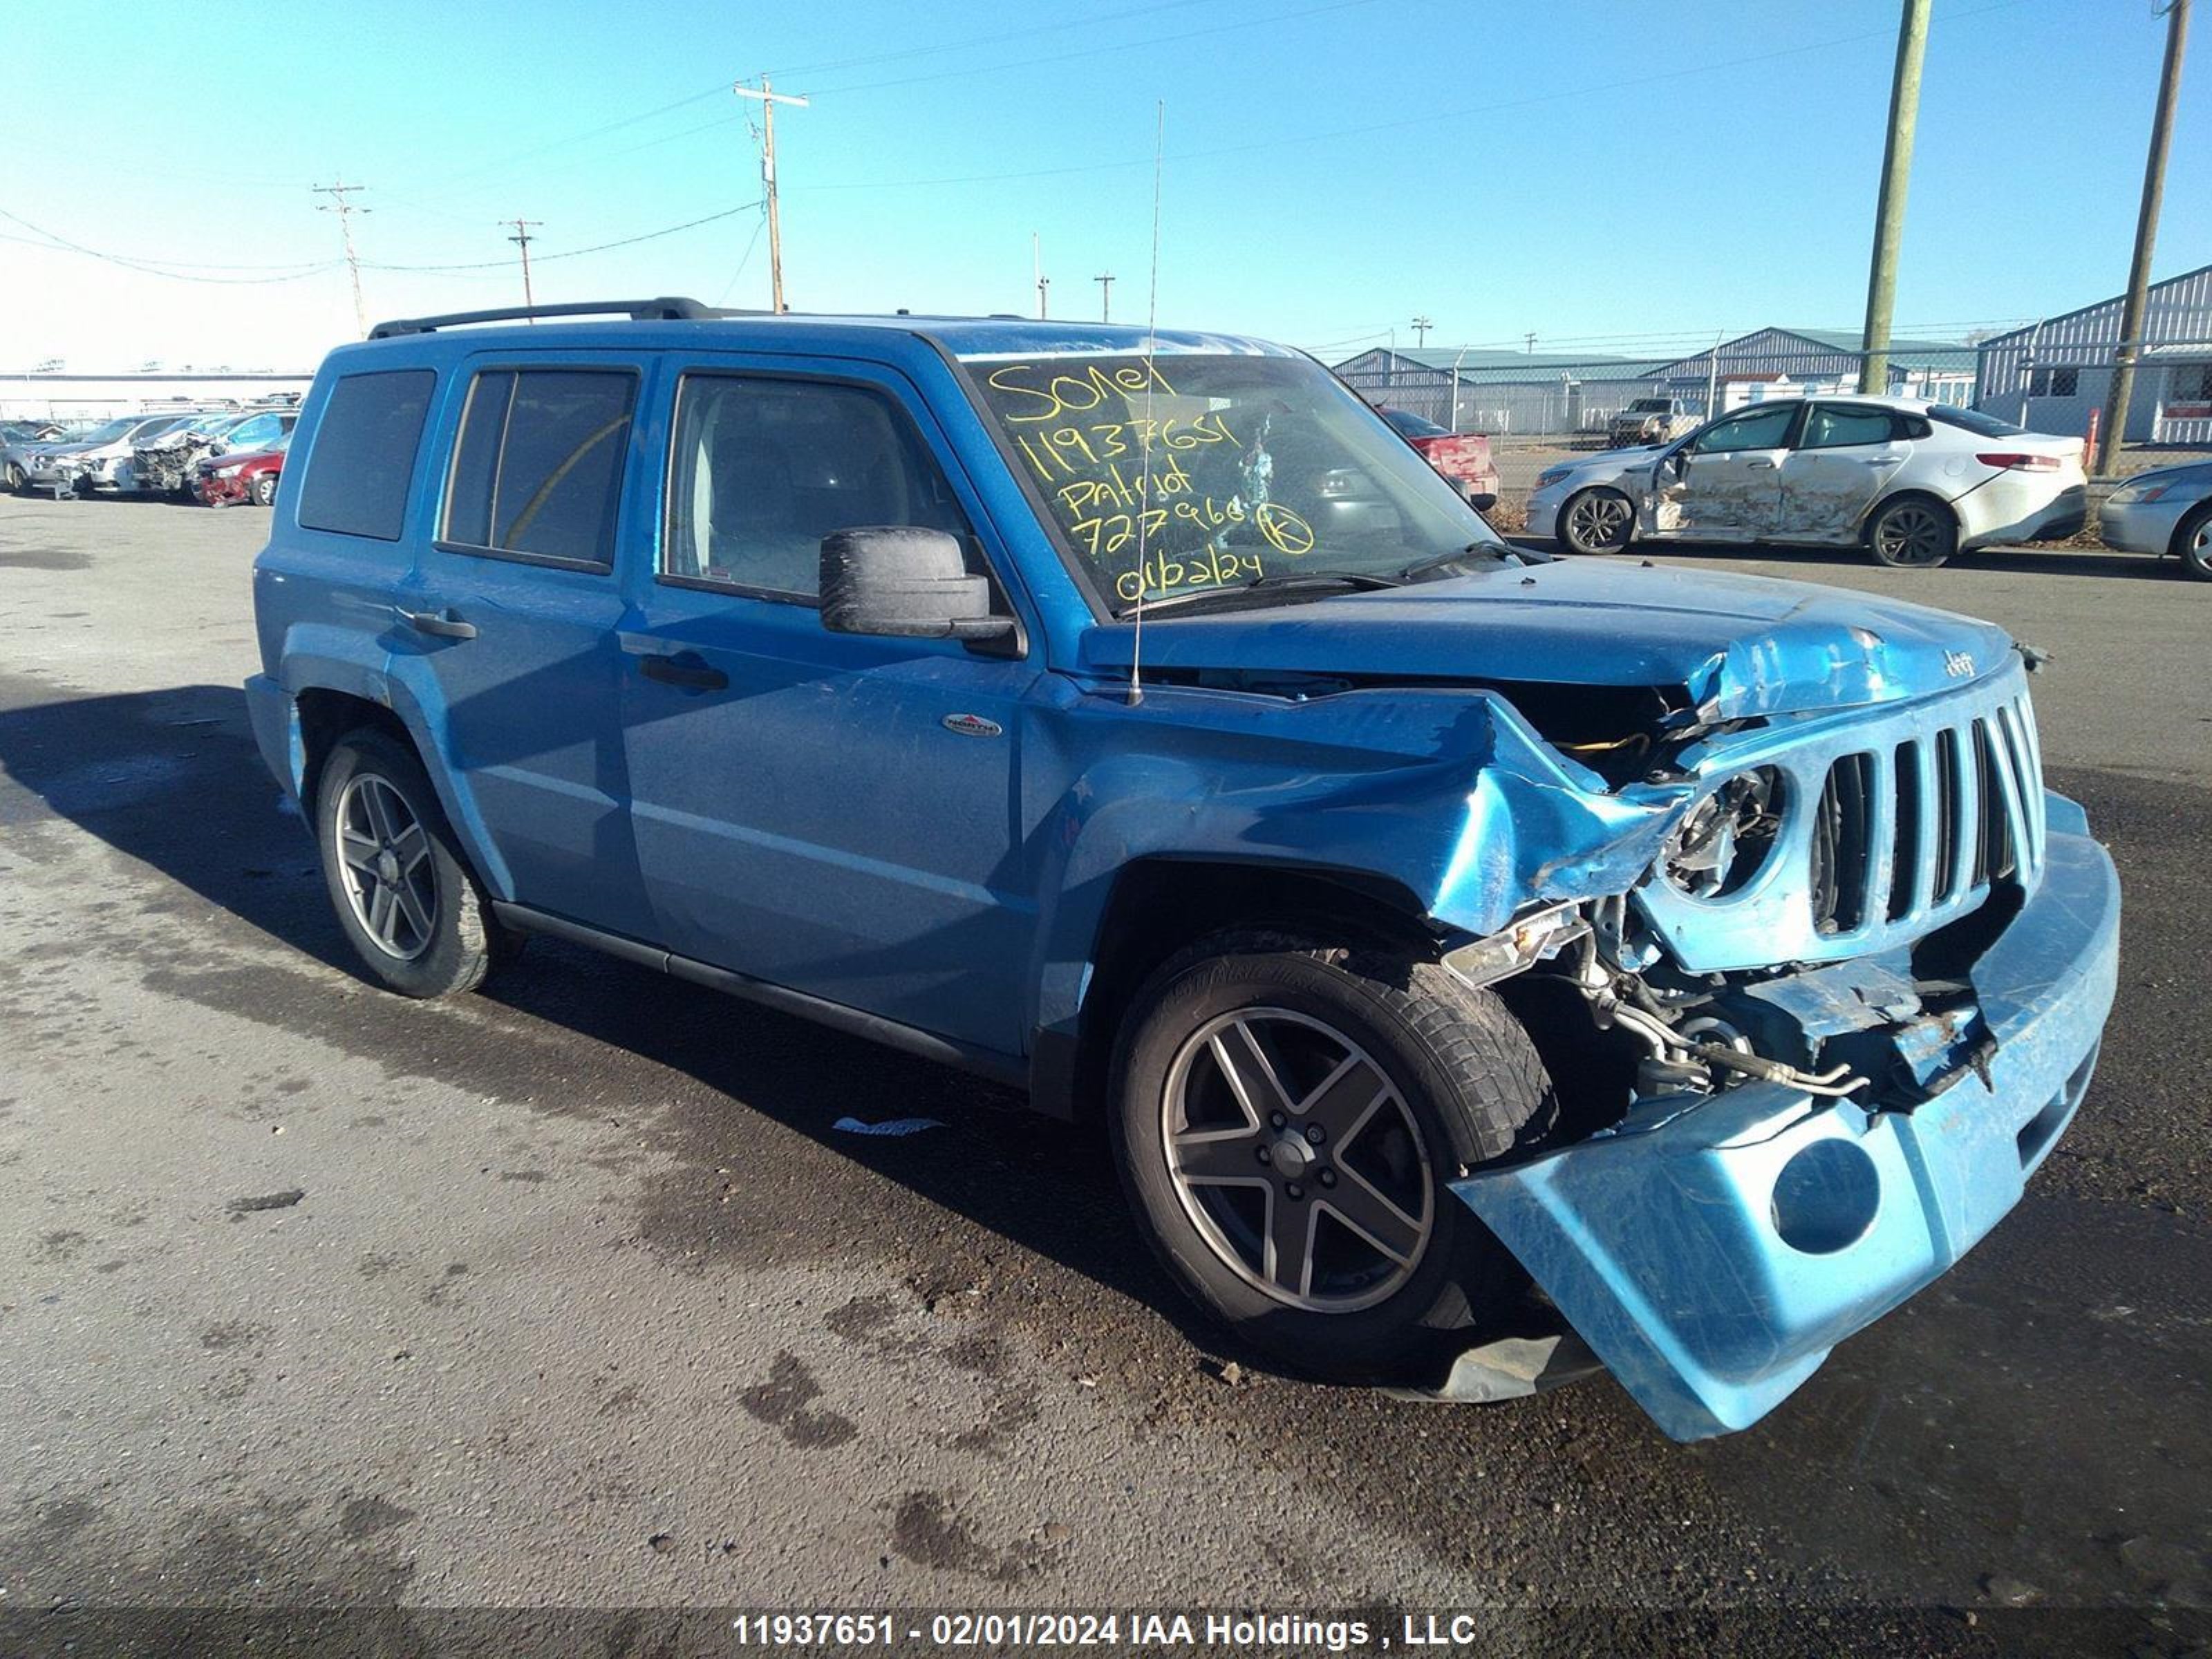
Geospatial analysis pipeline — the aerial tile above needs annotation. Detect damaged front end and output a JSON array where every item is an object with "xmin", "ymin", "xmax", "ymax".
[
  {"xmin": 1440, "ymin": 656, "xmax": 2120, "ymax": 1440},
  {"xmin": 133, "ymin": 435, "xmax": 216, "ymax": 497}
]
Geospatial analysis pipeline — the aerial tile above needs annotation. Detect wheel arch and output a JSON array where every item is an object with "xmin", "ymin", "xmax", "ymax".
[
  {"xmin": 1859, "ymin": 485, "xmax": 1961, "ymax": 545},
  {"xmin": 1033, "ymin": 856, "xmax": 1442, "ymax": 1126},
  {"xmin": 2168, "ymin": 498, "xmax": 2212, "ymax": 563}
]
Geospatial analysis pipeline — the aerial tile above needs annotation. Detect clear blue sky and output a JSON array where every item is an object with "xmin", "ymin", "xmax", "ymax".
[{"xmin": 1, "ymin": 0, "xmax": 2204, "ymax": 370}]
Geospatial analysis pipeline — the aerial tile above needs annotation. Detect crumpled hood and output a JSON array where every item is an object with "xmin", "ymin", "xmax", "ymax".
[{"xmin": 1080, "ymin": 559, "xmax": 2018, "ymax": 721}]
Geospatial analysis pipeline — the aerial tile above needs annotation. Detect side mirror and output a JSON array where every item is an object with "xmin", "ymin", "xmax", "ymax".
[
  {"xmin": 820, "ymin": 527, "xmax": 1016, "ymax": 644},
  {"xmin": 1467, "ymin": 491, "xmax": 1498, "ymax": 514}
]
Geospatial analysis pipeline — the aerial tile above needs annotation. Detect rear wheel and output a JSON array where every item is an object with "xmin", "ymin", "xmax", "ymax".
[
  {"xmin": 315, "ymin": 729, "xmax": 511, "ymax": 998},
  {"xmin": 1866, "ymin": 494, "xmax": 1956, "ymax": 568},
  {"xmin": 1559, "ymin": 487, "xmax": 1635, "ymax": 554},
  {"xmin": 1110, "ymin": 932, "xmax": 1559, "ymax": 1384},
  {"xmin": 2174, "ymin": 503, "xmax": 2212, "ymax": 581}
]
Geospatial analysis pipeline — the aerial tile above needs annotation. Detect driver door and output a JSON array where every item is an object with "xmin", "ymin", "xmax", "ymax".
[{"xmin": 1661, "ymin": 402, "xmax": 1803, "ymax": 541}]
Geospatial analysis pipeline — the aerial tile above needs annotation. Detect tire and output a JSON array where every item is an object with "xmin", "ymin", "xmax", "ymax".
[
  {"xmin": 1558, "ymin": 486, "xmax": 1635, "ymax": 555},
  {"xmin": 252, "ymin": 471, "xmax": 278, "ymax": 507},
  {"xmin": 2173, "ymin": 503, "xmax": 2212, "ymax": 581},
  {"xmin": 315, "ymin": 729, "xmax": 510, "ymax": 998},
  {"xmin": 1866, "ymin": 494, "xmax": 1957, "ymax": 569},
  {"xmin": 1109, "ymin": 931, "xmax": 1560, "ymax": 1385},
  {"xmin": 2, "ymin": 462, "xmax": 22, "ymax": 493}
]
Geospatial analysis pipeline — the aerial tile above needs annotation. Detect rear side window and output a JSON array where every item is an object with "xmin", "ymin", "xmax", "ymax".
[
  {"xmin": 1799, "ymin": 406, "xmax": 1901, "ymax": 450},
  {"xmin": 298, "ymin": 369, "xmax": 436, "ymax": 541},
  {"xmin": 441, "ymin": 368, "xmax": 635, "ymax": 569}
]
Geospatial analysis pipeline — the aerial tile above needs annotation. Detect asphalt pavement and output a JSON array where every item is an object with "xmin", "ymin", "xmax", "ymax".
[{"xmin": 1, "ymin": 494, "xmax": 2206, "ymax": 1657}]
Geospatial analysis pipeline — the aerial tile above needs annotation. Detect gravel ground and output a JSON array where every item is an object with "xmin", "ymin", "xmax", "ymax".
[{"xmin": 1, "ymin": 494, "xmax": 2207, "ymax": 1657}]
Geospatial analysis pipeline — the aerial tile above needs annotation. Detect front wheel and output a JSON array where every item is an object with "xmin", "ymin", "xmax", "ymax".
[
  {"xmin": 1110, "ymin": 933, "xmax": 1559, "ymax": 1385},
  {"xmin": 1866, "ymin": 495, "xmax": 1956, "ymax": 568},
  {"xmin": 1559, "ymin": 487, "xmax": 1635, "ymax": 554},
  {"xmin": 315, "ymin": 729, "xmax": 511, "ymax": 998},
  {"xmin": 2174, "ymin": 503, "xmax": 2212, "ymax": 581},
  {"xmin": 252, "ymin": 471, "xmax": 278, "ymax": 507}
]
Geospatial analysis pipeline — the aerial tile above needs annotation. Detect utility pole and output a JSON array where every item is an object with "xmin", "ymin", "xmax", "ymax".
[
  {"xmin": 2096, "ymin": 0, "xmax": 2191, "ymax": 474},
  {"xmin": 313, "ymin": 180, "xmax": 370, "ymax": 339},
  {"xmin": 1411, "ymin": 314, "xmax": 1433, "ymax": 348},
  {"xmin": 1033, "ymin": 232, "xmax": 1049, "ymax": 319},
  {"xmin": 504, "ymin": 218, "xmax": 542, "ymax": 318},
  {"xmin": 733, "ymin": 76, "xmax": 808, "ymax": 312},
  {"xmin": 1096, "ymin": 272, "xmax": 1115, "ymax": 322},
  {"xmin": 1524, "ymin": 331, "xmax": 1537, "ymax": 355},
  {"xmin": 1858, "ymin": 0, "xmax": 1931, "ymax": 397}
]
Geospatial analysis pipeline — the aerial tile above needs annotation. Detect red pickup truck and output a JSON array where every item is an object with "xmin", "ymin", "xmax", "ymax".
[{"xmin": 1378, "ymin": 407, "xmax": 1499, "ymax": 505}]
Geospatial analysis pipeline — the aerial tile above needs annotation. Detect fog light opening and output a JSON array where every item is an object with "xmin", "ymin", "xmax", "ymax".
[{"xmin": 1770, "ymin": 1139, "xmax": 1881, "ymax": 1255}]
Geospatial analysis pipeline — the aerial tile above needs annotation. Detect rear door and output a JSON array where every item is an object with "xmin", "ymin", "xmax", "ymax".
[
  {"xmin": 1773, "ymin": 402, "xmax": 1915, "ymax": 543},
  {"xmin": 1660, "ymin": 402, "xmax": 1802, "ymax": 540},
  {"xmin": 616, "ymin": 355, "xmax": 1043, "ymax": 1057},
  {"xmin": 392, "ymin": 352, "xmax": 657, "ymax": 938}
]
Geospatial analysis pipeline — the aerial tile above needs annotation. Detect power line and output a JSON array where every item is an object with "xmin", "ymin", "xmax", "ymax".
[{"xmin": 361, "ymin": 201, "xmax": 762, "ymax": 271}]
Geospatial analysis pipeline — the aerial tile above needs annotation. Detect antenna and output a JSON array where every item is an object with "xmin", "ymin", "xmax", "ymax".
[{"xmin": 1127, "ymin": 100, "xmax": 1165, "ymax": 709}]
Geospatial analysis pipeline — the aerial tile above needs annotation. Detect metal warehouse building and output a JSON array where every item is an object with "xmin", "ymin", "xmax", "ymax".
[
  {"xmin": 1974, "ymin": 263, "xmax": 2212, "ymax": 447},
  {"xmin": 1335, "ymin": 328, "xmax": 1974, "ymax": 437}
]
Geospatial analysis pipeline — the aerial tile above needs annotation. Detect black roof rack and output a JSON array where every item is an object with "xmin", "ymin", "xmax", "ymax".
[{"xmin": 366, "ymin": 297, "xmax": 755, "ymax": 339}]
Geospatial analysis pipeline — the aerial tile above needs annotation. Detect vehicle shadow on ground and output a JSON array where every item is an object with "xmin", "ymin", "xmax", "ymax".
[
  {"xmin": 0, "ymin": 677, "xmax": 1217, "ymax": 1360},
  {"xmin": 1508, "ymin": 534, "xmax": 2176, "ymax": 581}
]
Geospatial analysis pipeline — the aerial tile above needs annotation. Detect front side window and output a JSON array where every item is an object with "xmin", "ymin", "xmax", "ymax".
[
  {"xmin": 297, "ymin": 368, "xmax": 436, "ymax": 541},
  {"xmin": 662, "ymin": 375, "xmax": 977, "ymax": 599},
  {"xmin": 442, "ymin": 368, "xmax": 635, "ymax": 568},
  {"xmin": 964, "ymin": 352, "xmax": 1500, "ymax": 612},
  {"xmin": 1799, "ymin": 406, "xmax": 1898, "ymax": 450},
  {"xmin": 1689, "ymin": 404, "xmax": 1798, "ymax": 454}
]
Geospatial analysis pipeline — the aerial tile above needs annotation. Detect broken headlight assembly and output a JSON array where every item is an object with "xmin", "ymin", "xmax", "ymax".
[{"xmin": 1658, "ymin": 767, "xmax": 1784, "ymax": 899}]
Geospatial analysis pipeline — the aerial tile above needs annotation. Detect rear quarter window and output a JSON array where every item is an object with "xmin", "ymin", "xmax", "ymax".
[{"xmin": 297, "ymin": 368, "xmax": 437, "ymax": 541}]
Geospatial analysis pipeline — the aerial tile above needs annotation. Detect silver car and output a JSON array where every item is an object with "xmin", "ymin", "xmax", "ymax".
[
  {"xmin": 17, "ymin": 412, "xmax": 199, "ymax": 496},
  {"xmin": 2098, "ymin": 461, "xmax": 2212, "ymax": 580},
  {"xmin": 1528, "ymin": 397, "xmax": 2088, "ymax": 569}
]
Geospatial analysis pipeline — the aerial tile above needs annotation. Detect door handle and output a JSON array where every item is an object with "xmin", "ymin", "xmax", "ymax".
[
  {"xmin": 1746, "ymin": 458, "xmax": 1778, "ymax": 469},
  {"xmin": 400, "ymin": 608, "xmax": 477, "ymax": 639},
  {"xmin": 637, "ymin": 652, "xmax": 729, "ymax": 692}
]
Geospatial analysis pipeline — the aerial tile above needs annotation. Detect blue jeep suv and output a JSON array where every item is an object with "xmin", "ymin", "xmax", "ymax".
[{"xmin": 247, "ymin": 298, "xmax": 2119, "ymax": 1440}]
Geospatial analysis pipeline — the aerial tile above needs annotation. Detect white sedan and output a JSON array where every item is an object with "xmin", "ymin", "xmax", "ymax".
[{"xmin": 1527, "ymin": 396, "xmax": 2088, "ymax": 568}]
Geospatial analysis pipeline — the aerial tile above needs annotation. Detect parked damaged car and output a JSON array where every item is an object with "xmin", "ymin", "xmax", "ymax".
[
  {"xmin": 13, "ymin": 411, "xmax": 198, "ymax": 495},
  {"xmin": 194, "ymin": 429, "xmax": 289, "ymax": 507},
  {"xmin": 248, "ymin": 304, "xmax": 2118, "ymax": 1441},
  {"xmin": 134, "ymin": 408, "xmax": 296, "ymax": 498},
  {"xmin": 1530, "ymin": 397, "xmax": 2088, "ymax": 568},
  {"xmin": 1377, "ymin": 407, "xmax": 1501, "ymax": 505}
]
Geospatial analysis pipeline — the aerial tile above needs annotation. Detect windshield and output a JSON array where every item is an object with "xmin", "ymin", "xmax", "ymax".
[
  {"xmin": 73, "ymin": 419, "xmax": 138, "ymax": 444},
  {"xmin": 966, "ymin": 353, "xmax": 1501, "ymax": 612},
  {"xmin": 1629, "ymin": 399, "xmax": 1670, "ymax": 413}
]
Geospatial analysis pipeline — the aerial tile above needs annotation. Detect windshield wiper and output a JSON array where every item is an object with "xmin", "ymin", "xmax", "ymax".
[
  {"xmin": 1114, "ymin": 568, "xmax": 1403, "ymax": 619},
  {"xmin": 1396, "ymin": 541, "xmax": 1535, "ymax": 582}
]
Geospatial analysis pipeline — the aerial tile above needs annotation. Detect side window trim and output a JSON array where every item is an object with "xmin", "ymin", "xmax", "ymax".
[{"xmin": 433, "ymin": 362, "xmax": 639, "ymax": 574}]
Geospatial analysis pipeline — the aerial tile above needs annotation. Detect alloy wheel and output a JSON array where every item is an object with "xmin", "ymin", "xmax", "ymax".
[
  {"xmin": 1875, "ymin": 503, "xmax": 1948, "ymax": 566},
  {"xmin": 1160, "ymin": 1009, "xmax": 1434, "ymax": 1313},
  {"xmin": 1566, "ymin": 490, "xmax": 1632, "ymax": 552},
  {"xmin": 334, "ymin": 774, "xmax": 437, "ymax": 960}
]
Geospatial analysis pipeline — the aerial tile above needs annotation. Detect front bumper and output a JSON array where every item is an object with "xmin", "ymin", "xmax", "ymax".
[
  {"xmin": 1523, "ymin": 485, "xmax": 1564, "ymax": 543},
  {"xmin": 1454, "ymin": 801, "xmax": 2119, "ymax": 1441},
  {"xmin": 196, "ymin": 469, "xmax": 250, "ymax": 505},
  {"xmin": 2099, "ymin": 493, "xmax": 2192, "ymax": 555}
]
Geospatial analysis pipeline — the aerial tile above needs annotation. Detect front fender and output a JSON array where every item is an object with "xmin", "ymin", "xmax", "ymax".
[{"xmin": 1026, "ymin": 681, "xmax": 1688, "ymax": 1041}]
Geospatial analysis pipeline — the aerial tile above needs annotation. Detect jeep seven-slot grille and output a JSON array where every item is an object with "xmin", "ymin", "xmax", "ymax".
[{"xmin": 1808, "ymin": 690, "xmax": 2045, "ymax": 939}]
